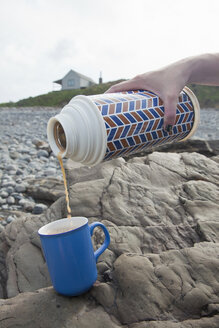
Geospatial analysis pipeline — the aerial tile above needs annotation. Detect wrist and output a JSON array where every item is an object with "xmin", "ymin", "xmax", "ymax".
[
  {"xmin": 160, "ymin": 58, "xmax": 192, "ymax": 90},
  {"xmin": 174, "ymin": 56, "xmax": 196, "ymax": 85},
  {"xmin": 186, "ymin": 55, "xmax": 205, "ymax": 84}
]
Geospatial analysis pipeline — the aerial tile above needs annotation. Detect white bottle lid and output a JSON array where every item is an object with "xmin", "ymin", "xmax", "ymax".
[{"xmin": 47, "ymin": 96, "xmax": 107, "ymax": 166}]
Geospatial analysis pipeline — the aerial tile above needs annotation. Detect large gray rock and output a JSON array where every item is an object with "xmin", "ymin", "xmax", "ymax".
[
  {"xmin": 26, "ymin": 177, "xmax": 65, "ymax": 202},
  {"xmin": 92, "ymin": 242, "xmax": 219, "ymax": 324},
  {"xmin": 123, "ymin": 139, "xmax": 219, "ymax": 161},
  {"xmin": 3, "ymin": 213, "xmax": 51, "ymax": 298},
  {"xmin": 129, "ymin": 315, "xmax": 219, "ymax": 328},
  {"xmin": 0, "ymin": 225, "xmax": 8, "ymax": 299},
  {"xmin": 0, "ymin": 151, "xmax": 218, "ymax": 327},
  {"xmin": 0, "ymin": 287, "xmax": 122, "ymax": 328}
]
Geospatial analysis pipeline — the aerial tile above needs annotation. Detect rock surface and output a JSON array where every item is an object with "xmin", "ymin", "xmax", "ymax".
[
  {"xmin": 0, "ymin": 287, "xmax": 122, "ymax": 328},
  {"xmin": 0, "ymin": 151, "xmax": 218, "ymax": 327},
  {"xmin": 26, "ymin": 177, "xmax": 65, "ymax": 203}
]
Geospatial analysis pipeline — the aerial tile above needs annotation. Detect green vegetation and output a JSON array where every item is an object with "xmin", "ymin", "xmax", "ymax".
[
  {"xmin": 188, "ymin": 84, "xmax": 219, "ymax": 108},
  {"xmin": 0, "ymin": 80, "xmax": 218, "ymax": 108},
  {"xmin": 0, "ymin": 80, "xmax": 124, "ymax": 108}
]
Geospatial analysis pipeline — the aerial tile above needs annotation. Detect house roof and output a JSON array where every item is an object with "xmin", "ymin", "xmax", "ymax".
[{"xmin": 53, "ymin": 69, "xmax": 96, "ymax": 85}]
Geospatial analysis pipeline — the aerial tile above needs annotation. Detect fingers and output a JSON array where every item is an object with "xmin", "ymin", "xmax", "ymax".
[
  {"xmin": 105, "ymin": 77, "xmax": 178, "ymax": 132},
  {"xmin": 163, "ymin": 95, "xmax": 177, "ymax": 130},
  {"xmin": 105, "ymin": 78, "xmax": 142, "ymax": 93}
]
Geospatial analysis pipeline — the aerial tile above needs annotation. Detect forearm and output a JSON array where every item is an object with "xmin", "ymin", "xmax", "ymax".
[
  {"xmin": 169, "ymin": 53, "xmax": 219, "ymax": 86},
  {"xmin": 106, "ymin": 52, "xmax": 219, "ymax": 128}
]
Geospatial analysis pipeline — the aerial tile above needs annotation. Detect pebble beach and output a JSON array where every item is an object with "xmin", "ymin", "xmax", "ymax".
[
  {"xmin": 0, "ymin": 107, "xmax": 62, "ymax": 224},
  {"xmin": 0, "ymin": 106, "xmax": 218, "ymax": 226}
]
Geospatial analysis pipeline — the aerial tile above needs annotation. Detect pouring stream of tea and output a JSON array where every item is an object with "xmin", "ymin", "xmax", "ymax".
[{"xmin": 57, "ymin": 152, "xmax": 72, "ymax": 219}]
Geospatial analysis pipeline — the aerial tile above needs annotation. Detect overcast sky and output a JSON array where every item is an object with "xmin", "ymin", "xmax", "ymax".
[{"xmin": 0, "ymin": 0, "xmax": 219, "ymax": 103}]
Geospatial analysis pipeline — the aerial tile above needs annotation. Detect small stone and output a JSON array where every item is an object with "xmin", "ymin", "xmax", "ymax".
[
  {"xmin": 11, "ymin": 193, "xmax": 23, "ymax": 201},
  {"xmin": 27, "ymin": 196, "xmax": 35, "ymax": 202},
  {"xmin": 34, "ymin": 140, "xmax": 49, "ymax": 150},
  {"xmin": 0, "ymin": 191, "xmax": 9, "ymax": 198},
  {"xmin": 17, "ymin": 160, "xmax": 27, "ymax": 167},
  {"xmin": 6, "ymin": 186, "xmax": 14, "ymax": 194},
  {"xmin": 22, "ymin": 155, "xmax": 31, "ymax": 162},
  {"xmin": 0, "ymin": 197, "xmax": 6, "ymax": 205},
  {"xmin": 9, "ymin": 146, "xmax": 16, "ymax": 151},
  {"xmin": 1, "ymin": 220, "xmax": 7, "ymax": 226},
  {"xmin": 7, "ymin": 196, "xmax": 15, "ymax": 205},
  {"xmin": 23, "ymin": 201, "xmax": 35, "ymax": 212},
  {"xmin": 26, "ymin": 140, "xmax": 32, "ymax": 146},
  {"xmin": 2, "ymin": 180, "xmax": 16, "ymax": 188},
  {"xmin": 8, "ymin": 170, "xmax": 17, "ymax": 176},
  {"xmin": 32, "ymin": 203, "xmax": 48, "ymax": 214},
  {"xmin": 9, "ymin": 151, "xmax": 20, "ymax": 160},
  {"xmin": 28, "ymin": 162, "xmax": 39, "ymax": 169},
  {"xmin": 24, "ymin": 174, "xmax": 35, "ymax": 180},
  {"xmin": 18, "ymin": 198, "xmax": 27, "ymax": 205},
  {"xmin": 29, "ymin": 150, "xmax": 37, "ymax": 156},
  {"xmin": 35, "ymin": 173, "xmax": 44, "ymax": 178},
  {"xmin": 15, "ymin": 184, "xmax": 26, "ymax": 193},
  {"xmin": 40, "ymin": 157, "xmax": 48, "ymax": 163},
  {"xmin": 32, "ymin": 138, "xmax": 41, "ymax": 146},
  {"xmin": 37, "ymin": 150, "xmax": 49, "ymax": 158},
  {"xmin": 6, "ymin": 164, "xmax": 17, "ymax": 171},
  {"xmin": 12, "ymin": 205, "xmax": 21, "ymax": 210},
  {"xmin": 2, "ymin": 177, "xmax": 9, "ymax": 183},
  {"xmin": 1, "ymin": 205, "xmax": 8, "ymax": 210},
  {"xmin": 12, "ymin": 139, "xmax": 19, "ymax": 145},
  {"xmin": 21, "ymin": 148, "xmax": 30, "ymax": 154},
  {"xmin": 16, "ymin": 169, "xmax": 23, "ymax": 175},
  {"xmin": 44, "ymin": 168, "xmax": 56, "ymax": 176},
  {"xmin": 48, "ymin": 162, "xmax": 58, "ymax": 168},
  {"xmin": 7, "ymin": 216, "xmax": 16, "ymax": 223},
  {"xmin": 0, "ymin": 154, "xmax": 9, "ymax": 162}
]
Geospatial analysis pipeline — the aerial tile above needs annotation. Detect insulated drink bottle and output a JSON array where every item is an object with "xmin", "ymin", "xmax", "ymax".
[{"xmin": 47, "ymin": 87, "xmax": 200, "ymax": 166}]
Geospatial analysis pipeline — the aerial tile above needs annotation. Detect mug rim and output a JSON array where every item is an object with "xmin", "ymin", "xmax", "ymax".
[{"xmin": 38, "ymin": 217, "xmax": 88, "ymax": 237}]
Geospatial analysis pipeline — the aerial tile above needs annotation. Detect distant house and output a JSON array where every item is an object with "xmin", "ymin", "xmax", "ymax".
[{"xmin": 53, "ymin": 69, "xmax": 96, "ymax": 90}]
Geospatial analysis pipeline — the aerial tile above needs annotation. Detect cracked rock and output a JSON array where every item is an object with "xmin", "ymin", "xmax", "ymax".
[{"xmin": 0, "ymin": 151, "xmax": 218, "ymax": 328}]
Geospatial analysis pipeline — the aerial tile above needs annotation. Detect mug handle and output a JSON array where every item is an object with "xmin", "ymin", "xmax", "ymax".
[{"xmin": 89, "ymin": 222, "xmax": 110, "ymax": 262}]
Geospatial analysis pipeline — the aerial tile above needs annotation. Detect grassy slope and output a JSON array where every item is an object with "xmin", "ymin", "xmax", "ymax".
[
  {"xmin": 0, "ymin": 80, "xmax": 218, "ymax": 108},
  {"xmin": 188, "ymin": 84, "xmax": 219, "ymax": 108},
  {"xmin": 0, "ymin": 81, "xmax": 123, "ymax": 108}
]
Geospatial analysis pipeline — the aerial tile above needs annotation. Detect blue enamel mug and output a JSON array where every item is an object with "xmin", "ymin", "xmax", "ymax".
[{"xmin": 38, "ymin": 217, "xmax": 110, "ymax": 296}]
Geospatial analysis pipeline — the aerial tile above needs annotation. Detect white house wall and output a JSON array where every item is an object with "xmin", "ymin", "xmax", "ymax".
[
  {"xmin": 80, "ymin": 78, "xmax": 90, "ymax": 88},
  {"xmin": 59, "ymin": 70, "xmax": 94, "ymax": 90},
  {"xmin": 62, "ymin": 71, "xmax": 80, "ymax": 90}
]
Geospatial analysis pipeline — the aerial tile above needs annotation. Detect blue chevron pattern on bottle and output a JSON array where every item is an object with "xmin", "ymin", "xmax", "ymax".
[{"xmin": 89, "ymin": 90, "xmax": 195, "ymax": 161}]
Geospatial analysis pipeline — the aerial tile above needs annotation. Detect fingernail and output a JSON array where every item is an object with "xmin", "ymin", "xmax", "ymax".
[{"xmin": 165, "ymin": 125, "xmax": 173, "ymax": 133}]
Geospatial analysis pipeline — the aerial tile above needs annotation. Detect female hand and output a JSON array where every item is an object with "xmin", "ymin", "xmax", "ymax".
[{"xmin": 106, "ymin": 53, "xmax": 219, "ymax": 131}]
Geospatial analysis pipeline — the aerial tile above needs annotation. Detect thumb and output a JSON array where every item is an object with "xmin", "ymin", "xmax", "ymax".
[{"xmin": 163, "ymin": 95, "xmax": 178, "ymax": 131}]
